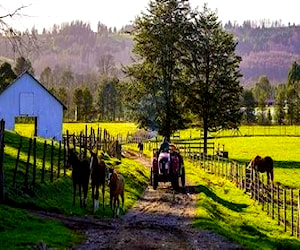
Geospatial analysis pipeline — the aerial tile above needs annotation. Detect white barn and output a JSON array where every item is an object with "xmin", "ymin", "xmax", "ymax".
[{"xmin": 0, "ymin": 71, "xmax": 67, "ymax": 141}]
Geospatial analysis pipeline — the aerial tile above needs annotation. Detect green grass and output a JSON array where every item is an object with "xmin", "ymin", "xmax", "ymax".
[
  {"xmin": 14, "ymin": 122, "xmax": 138, "ymax": 138},
  {"xmin": 0, "ymin": 205, "xmax": 83, "ymax": 249},
  {"xmin": 212, "ymin": 136, "xmax": 300, "ymax": 189},
  {"xmin": 179, "ymin": 125, "xmax": 300, "ymax": 139},
  {"xmin": 185, "ymin": 160, "xmax": 300, "ymax": 249},
  {"xmin": 1, "ymin": 129, "xmax": 149, "ymax": 248}
]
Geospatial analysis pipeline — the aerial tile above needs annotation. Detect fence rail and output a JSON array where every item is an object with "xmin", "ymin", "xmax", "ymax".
[
  {"xmin": 1, "ymin": 123, "xmax": 121, "ymax": 200},
  {"xmin": 138, "ymin": 139, "xmax": 300, "ymax": 238}
]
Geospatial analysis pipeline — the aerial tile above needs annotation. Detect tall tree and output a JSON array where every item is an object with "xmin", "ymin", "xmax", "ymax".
[
  {"xmin": 98, "ymin": 54, "xmax": 115, "ymax": 76},
  {"xmin": 286, "ymin": 61, "xmax": 300, "ymax": 124},
  {"xmin": 125, "ymin": 0, "xmax": 191, "ymax": 139},
  {"xmin": 241, "ymin": 89, "xmax": 256, "ymax": 124},
  {"xmin": 275, "ymin": 84, "xmax": 286, "ymax": 125},
  {"xmin": 73, "ymin": 88, "xmax": 84, "ymax": 121},
  {"xmin": 14, "ymin": 56, "xmax": 34, "ymax": 75},
  {"xmin": 97, "ymin": 78, "xmax": 118, "ymax": 121},
  {"xmin": 82, "ymin": 87, "xmax": 93, "ymax": 121},
  {"xmin": 40, "ymin": 66, "xmax": 54, "ymax": 88},
  {"xmin": 182, "ymin": 4, "xmax": 242, "ymax": 153},
  {"xmin": 0, "ymin": 62, "xmax": 17, "ymax": 93},
  {"xmin": 253, "ymin": 75, "xmax": 273, "ymax": 124}
]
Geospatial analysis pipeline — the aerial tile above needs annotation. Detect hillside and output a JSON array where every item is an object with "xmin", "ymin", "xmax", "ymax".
[{"xmin": 1, "ymin": 20, "xmax": 300, "ymax": 87}]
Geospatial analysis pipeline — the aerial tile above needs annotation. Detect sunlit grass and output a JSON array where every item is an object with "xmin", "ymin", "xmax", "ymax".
[
  {"xmin": 185, "ymin": 160, "xmax": 300, "ymax": 249},
  {"xmin": 211, "ymin": 136, "xmax": 300, "ymax": 189},
  {"xmin": 2, "ymin": 130, "xmax": 149, "ymax": 248}
]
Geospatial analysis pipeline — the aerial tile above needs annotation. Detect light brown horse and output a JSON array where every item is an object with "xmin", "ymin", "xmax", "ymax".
[
  {"xmin": 248, "ymin": 155, "xmax": 274, "ymax": 188},
  {"xmin": 108, "ymin": 168, "xmax": 125, "ymax": 217}
]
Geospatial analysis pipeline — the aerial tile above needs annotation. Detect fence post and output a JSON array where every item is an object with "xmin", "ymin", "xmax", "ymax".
[
  {"xmin": 271, "ymin": 186, "xmax": 274, "ymax": 219},
  {"xmin": 32, "ymin": 138, "xmax": 37, "ymax": 188},
  {"xmin": 0, "ymin": 119, "xmax": 5, "ymax": 202},
  {"xmin": 41, "ymin": 141, "xmax": 47, "ymax": 183},
  {"xmin": 57, "ymin": 141, "xmax": 61, "ymax": 179},
  {"xmin": 284, "ymin": 189, "xmax": 287, "ymax": 232},
  {"xmin": 277, "ymin": 185, "xmax": 280, "ymax": 225},
  {"xmin": 291, "ymin": 189, "xmax": 294, "ymax": 236},
  {"xmin": 63, "ymin": 138, "xmax": 66, "ymax": 177},
  {"xmin": 50, "ymin": 140, "xmax": 54, "ymax": 182},
  {"xmin": 13, "ymin": 137, "xmax": 22, "ymax": 187},
  {"xmin": 24, "ymin": 138, "xmax": 32, "ymax": 189},
  {"xmin": 297, "ymin": 190, "xmax": 300, "ymax": 238}
]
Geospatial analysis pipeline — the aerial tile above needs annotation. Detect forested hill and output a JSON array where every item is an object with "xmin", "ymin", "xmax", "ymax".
[
  {"xmin": 0, "ymin": 20, "xmax": 300, "ymax": 87},
  {"xmin": 226, "ymin": 21, "xmax": 300, "ymax": 87}
]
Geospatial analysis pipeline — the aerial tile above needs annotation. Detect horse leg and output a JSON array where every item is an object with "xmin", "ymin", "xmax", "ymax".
[
  {"xmin": 83, "ymin": 183, "xmax": 88, "ymax": 208},
  {"xmin": 110, "ymin": 192, "xmax": 113, "ymax": 214},
  {"xmin": 94, "ymin": 184, "xmax": 100, "ymax": 212},
  {"xmin": 121, "ymin": 191, "xmax": 124, "ymax": 214},
  {"xmin": 73, "ymin": 182, "xmax": 76, "ymax": 206},
  {"xmin": 113, "ymin": 196, "xmax": 117, "ymax": 217},
  {"xmin": 91, "ymin": 184, "xmax": 95, "ymax": 211},
  {"xmin": 116, "ymin": 196, "xmax": 120, "ymax": 217},
  {"xmin": 102, "ymin": 184, "xmax": 105, "ymax": 210},
  {"xmin": 79, "ymin": 184, "xmax": 82, "ymax": 207}
]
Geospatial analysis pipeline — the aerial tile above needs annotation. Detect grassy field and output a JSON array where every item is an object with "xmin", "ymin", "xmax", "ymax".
[
  {"xmin": 186, "ymin": 160, "xmax": 300, "ymax": 249},
  {"xmin": 1, "ymin": 129, "xmax": 149, "ymax": 248},
  {"xmin": 211, "ymin": 136, "xmax": 300, "ymax": 189},
  {"xmin": 14, "ymin": 122, "xmax": 138, "ymax": 138},
  {"xmin": 2, "ymin": 123, "xmax": 300, "ymax": 248}
]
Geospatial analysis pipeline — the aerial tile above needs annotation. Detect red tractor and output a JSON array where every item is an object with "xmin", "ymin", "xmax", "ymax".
[{"xmin": 150, "ymin": 146, "xmax": 185, "ymax": 190}]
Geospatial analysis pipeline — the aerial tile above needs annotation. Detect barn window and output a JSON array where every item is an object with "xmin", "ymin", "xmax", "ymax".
[{"xmin": 20, "ymin": 92, "xmax": 34, "ymax": 115}]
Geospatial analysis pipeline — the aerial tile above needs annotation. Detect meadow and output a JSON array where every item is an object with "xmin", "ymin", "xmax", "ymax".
[
  {"xmin": 14, "ymin": 122, "xmax": 138, "ymax": 138},
  {"xmin": 3, "ymin": 123, "xmax": 300, "ymax": 248}
]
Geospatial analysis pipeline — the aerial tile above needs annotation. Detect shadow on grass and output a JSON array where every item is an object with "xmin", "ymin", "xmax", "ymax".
[
  {"xmin": 186, "ymin": 185, "xmax": 248, "ymax": 212},
  {"xmin": 193, "ymin": 218, "xmax": 300, "ymax": 250}
]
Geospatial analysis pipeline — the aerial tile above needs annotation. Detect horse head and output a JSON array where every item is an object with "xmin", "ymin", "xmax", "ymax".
[
  {"xmin": 67, "ymin": 148, "xmax": 78, "ymax": 169},
  {"xmin": 247, "ymin": 155, "xmax": 262, "ymax": 171}
]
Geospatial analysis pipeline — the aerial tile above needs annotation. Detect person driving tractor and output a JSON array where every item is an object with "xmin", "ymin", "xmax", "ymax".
[{"xmin": 158, "ymin": 137, "xmax": 170, "ymax": 154}]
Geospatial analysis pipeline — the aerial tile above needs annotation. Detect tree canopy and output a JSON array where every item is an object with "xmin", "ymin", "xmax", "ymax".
[{"xmin": 125, "ymin": 0, "xmax": 191, "ymax": 139}]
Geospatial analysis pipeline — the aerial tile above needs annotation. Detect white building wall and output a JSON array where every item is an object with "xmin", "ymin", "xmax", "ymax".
[{"xmin": 0, "ymin": 73, "xmax": 64, "ymax": 141}]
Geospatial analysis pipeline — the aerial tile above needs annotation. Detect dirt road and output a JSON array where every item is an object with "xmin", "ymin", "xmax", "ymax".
[{"xmin": 69, "ymin": 151, "xmax": 242, "ymax": 250}]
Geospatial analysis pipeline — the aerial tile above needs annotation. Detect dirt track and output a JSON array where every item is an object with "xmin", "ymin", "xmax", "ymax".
[
  {"xmin": 67, "ymin": 151, "xmax": 242, "ymax": 250},
  {"xmin": 31, "ymin": 151, "xmax": 242, "ymax": 249}
]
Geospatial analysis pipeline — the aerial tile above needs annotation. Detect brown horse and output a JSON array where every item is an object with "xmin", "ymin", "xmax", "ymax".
[
  {"xmin": 67, "ymin": 148, "xmax": 90, "ymax": 207},
  {"xmin": 89, "ymin": 150, "xmax": 106, "ymax": 212},
  {"xmin": 108, "ymin": 168, "xmax": 125, "ymax": 217},
  {"xmin": 247, "ymin": 155, "xmax": 274, "ymax": 188}
]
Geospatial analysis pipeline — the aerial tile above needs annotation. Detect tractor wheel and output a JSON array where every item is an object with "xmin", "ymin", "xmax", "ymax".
[
  {"xmin": 181, "ymin": 167, "xmax": 185, "ymax": 188},
  {"xmin": 153, "ymin": 173, "xmax": 158, "ymax": 190}
]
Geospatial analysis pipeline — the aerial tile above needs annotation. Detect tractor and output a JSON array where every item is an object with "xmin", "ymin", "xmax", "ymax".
[{"xmin": 150, "ymin": 145, "xmax": 185, "ymax": 190}]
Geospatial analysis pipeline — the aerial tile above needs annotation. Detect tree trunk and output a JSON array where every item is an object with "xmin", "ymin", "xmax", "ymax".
[{"xmin": 203, "ymin": 119, "xmax": 208, "ymax": 154}]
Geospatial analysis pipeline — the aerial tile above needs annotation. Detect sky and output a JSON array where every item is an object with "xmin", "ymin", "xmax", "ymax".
[{"xmin": 1, "ymin": 0, "xmax": 300, "ymax": 33}]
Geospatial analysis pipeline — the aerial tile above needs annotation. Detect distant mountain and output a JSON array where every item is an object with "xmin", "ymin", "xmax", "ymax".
[
  {"xmin": 0, "ymin": 20, "xmax": 299, "ymax": 87},
  {"xmin": 226, "ymin": 21, "xmax": 300, "ymax": 87}
]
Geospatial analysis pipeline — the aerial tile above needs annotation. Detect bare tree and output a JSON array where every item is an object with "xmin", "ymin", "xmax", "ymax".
[{"xmin": 0, "ymin": 4, "xmax": 38, "ymax": 56}]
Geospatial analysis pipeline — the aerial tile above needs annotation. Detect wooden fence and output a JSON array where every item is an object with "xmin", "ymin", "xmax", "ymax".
[
  {"xmin": 0, "ymin": 119, "xmax": 5, "ymax": 202},
  {"xmin": 1, "ymin": 123, "xmax": 121, "ymax": 200},
  {"xmin": 63, "ymin": 125, "xmax": 121, "ymax": 160},
  {"xmin": 138, "ymin": 139, "xmax": 300, "ymax": 238},
  {"xmin": 188, "ymin": 153, "xmax": 300, "ymax": 238}
]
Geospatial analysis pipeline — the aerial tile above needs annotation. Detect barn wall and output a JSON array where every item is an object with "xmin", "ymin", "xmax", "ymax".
[{"xmin": 0, "ymin": 73, "xmax": 64, "ymax": 141}]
